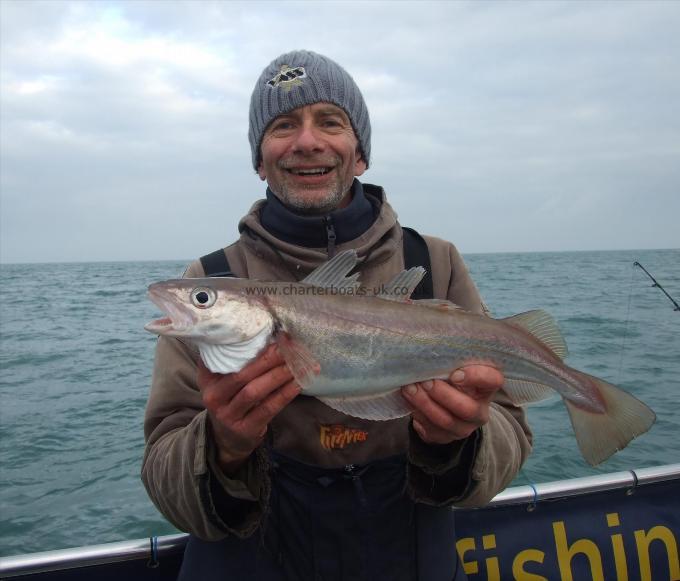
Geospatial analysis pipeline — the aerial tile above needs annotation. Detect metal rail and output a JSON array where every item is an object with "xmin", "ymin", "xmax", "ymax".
[
  {"xmin": 0, "ymin": 534, "xmax": 187, "ymax": 578},
  {"xmin": 466, "ymin": 462, "xmax": 680, "ymax": 507},
  {"xmin": 1, "ymin": 463, "xmax": 679, "ymax": 578}
]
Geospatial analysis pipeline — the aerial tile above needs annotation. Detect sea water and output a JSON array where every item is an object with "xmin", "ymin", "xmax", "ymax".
[{"xmin": 1, "ymin": 249, "xmax": 678, "ymax": 556}]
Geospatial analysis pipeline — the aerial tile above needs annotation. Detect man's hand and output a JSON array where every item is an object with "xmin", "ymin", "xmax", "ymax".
[
  {"xmin": 197, "ymin": 344, "xmax": 301, "ymax": 474},
  {"xmin": 401, "ymin": 365, "xmax": 504, "ymax": 445}
]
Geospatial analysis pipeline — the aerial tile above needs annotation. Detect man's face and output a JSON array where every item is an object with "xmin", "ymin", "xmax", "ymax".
[{"xmin": 257, "ymin": 103, "xmax": 367, "ymax": 215}]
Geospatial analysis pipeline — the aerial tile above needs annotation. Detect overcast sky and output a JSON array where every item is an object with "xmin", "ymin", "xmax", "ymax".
[{"xmin": 1, "ymin": 0, "xmax": 679, "ymax": 263}]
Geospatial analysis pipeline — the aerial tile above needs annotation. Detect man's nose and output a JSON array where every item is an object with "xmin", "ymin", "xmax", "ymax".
[{"xmin": 291, "ymin": 124, "xmax": 325, "ymax": 154}]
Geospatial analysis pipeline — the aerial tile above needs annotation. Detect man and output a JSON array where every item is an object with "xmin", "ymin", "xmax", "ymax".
[{"xmin": 142, "ymin": 50, "xmax": 532, "ymax": 581}]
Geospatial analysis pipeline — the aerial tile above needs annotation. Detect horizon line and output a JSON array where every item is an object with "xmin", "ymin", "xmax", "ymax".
[{"xmin": 1, "ymin": 247, "xmax": 678, "ymax": 267}]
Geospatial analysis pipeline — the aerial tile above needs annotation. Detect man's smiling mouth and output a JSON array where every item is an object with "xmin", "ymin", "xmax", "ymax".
[{"xmin": 287, "ymin": 167, "xmax": 333, "ymax": 176}]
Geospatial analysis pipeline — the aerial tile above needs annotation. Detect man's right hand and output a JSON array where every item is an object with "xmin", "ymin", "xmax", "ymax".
[{"xmin": 197, "ymin": 344, "xmax": 301, "ymax": 475}]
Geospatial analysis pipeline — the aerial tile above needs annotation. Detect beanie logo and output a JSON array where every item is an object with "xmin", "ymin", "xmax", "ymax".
[{"xmin": 267, "ymin": 65, "xmax": 307, "ymax": 91}]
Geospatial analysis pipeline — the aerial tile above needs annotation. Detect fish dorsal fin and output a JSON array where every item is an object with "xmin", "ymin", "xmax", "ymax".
[
  {"xmin": 501, "ymin": 310, "xmax": 568, "ymax": 359},
  {"xmin": 302, "ymin": 250, "xmax": 360, "ymax": 291},
  {"xmin": 377, "ymin": 267, "xmax": 426, "ymax": 302},
  {"xmin": 413, "ymin": 299, "xmax": 467, "ymax": 312}
]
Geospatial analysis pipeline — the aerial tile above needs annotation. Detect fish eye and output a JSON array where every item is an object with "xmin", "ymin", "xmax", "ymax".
[{"xmin": 190, "ymin": 287, "xmax": 217, "ymax": 309}]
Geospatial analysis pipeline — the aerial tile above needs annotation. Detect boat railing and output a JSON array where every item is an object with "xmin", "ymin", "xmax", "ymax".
[
  {"xmin": 1, "ymin": 463, "xmax": 678, "ymax": 579},
  {"xmin": 475, "ymin": 462, "xmax": 679, "ymax": 506}
]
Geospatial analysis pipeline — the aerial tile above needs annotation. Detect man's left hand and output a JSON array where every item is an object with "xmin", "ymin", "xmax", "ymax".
[{"xmin": 401, "ymin": 365, "xmax": 504, "ymax": 445}]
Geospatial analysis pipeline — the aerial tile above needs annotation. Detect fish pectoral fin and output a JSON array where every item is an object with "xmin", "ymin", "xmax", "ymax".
[
  {"xmin": 504, "ymin": 378, "xmax": 555, "ymax": 404},
  {"xmin": 377, "ymin": 267, "xmax": 426, "ymax": 301},
  {"xmin": 501, "ymin": 310, "xmax": 568, "ymax": 359},
  {"xmin": 319, "ymin": 389, "xmax": 412, "ymax": 421},
  {"xmin": 275, "ymin": 332, "xmax": 321, "ymax": 388},
  {"xmin": 301, "ymin": 250, "xmax": 361, "ymax": 291},
  {"xmin": 564, "ymin": 370, "xmax": 656, "ymax": 466}
]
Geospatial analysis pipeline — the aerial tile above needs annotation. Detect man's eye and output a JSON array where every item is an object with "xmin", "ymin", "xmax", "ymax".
[{"xmin": 271, "ymin": 121, "xmax": 294, "ymax": 132}]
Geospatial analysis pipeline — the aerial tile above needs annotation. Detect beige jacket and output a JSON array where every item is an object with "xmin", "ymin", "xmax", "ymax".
[{"xmin": 141, "ymin": 184, "xmax": 532, "ymax": 541}]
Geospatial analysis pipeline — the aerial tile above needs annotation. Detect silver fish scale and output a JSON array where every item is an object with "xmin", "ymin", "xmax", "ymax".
[{"xmin": 269, "ymin": 292, "xmax": 604, "ymax": 409}]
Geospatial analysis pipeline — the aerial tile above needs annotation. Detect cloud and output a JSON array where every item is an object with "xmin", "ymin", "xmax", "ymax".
[{"xmin": 1, "ymin": 0, "xmax": 679, "ymax": 262}]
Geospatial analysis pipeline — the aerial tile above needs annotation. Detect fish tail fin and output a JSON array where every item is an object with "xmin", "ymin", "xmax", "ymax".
[{"xmin": 564, "ymin": 370, "xmax": 656, "ymax": 466}]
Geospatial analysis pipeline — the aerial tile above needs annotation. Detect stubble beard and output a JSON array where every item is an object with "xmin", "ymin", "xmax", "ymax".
[
  {"xmin": 272, "ymin": 157, "xmax": 351, "ymax": 215},
  {"xmin": 274, "ymin": 181, "xmax": 348, "ymax": 216}
]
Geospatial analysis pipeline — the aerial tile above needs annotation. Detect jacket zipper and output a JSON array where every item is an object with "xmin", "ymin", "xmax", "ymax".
[{"xmin": 324, "ymin": 216, "xmax": 337, "ymax": 258}]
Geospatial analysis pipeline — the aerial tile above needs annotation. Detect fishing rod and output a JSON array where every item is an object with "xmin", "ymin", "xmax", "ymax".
[{"xmin": 633, "ymin": 261, "xmax": 680, "ymax": 311}]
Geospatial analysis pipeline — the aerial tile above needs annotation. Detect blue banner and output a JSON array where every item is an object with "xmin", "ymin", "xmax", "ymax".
[{"xmin": 455, "ymin": 479, "xmax": 680, "ymax": 581}]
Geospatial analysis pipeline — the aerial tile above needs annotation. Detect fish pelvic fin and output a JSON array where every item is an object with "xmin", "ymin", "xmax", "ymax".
[
  {"xmin": 301, "ymin": 250, "xmax": 360, "ymax": 291},
  {"xmin": 276, "ymin": 332, "xmax": 321, "ymax": 387},
  {"xmin": 319, "ymin": 389, "xmax": 412, "ymax": 421},
  {"xmin": 564, "ymin": 370, "xmax": 656, "ymax": 466},
  {"xmin": 377, "ymin": 267, "xmax": 426, "ymax": 302},
  {"xmin": 501, "ymin": 310, "xmax": 568, "ymax": 359}
]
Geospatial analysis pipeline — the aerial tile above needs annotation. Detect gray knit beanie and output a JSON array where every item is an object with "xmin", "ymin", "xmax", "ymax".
[{"xmin": 248, "ymin": 50, "xmax": 371, "ymax": 170}]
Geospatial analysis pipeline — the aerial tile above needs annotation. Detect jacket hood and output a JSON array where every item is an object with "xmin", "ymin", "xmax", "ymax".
[{"xmin": 237, "ymin": 181, "xmax": 401, "ymax": 278}]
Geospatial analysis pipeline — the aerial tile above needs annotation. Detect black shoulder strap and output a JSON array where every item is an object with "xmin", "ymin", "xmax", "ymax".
[
  {"xmin": 402, "ymin": 227, "xmax": 433, "ymax": 300},
  {"xmin": 200, "ymin": 232, "xmax": 432, "ymax": 289},
  {"xmin": 199, "ymin": 249, "xmax": 234, "ymax": 278}
]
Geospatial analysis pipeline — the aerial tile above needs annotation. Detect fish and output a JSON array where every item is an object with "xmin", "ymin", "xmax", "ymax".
[{"xmin": 145, "ymin": 250, "xmax": 656, "ymax": 466}]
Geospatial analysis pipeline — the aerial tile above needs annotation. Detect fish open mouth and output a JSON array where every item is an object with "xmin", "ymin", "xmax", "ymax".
[
  {"xmin": 144, "ymin": 316, "xmax": 174, "ymax": 333},
  {"xmin": 144, "ymin": 286, "xmax": 195, "ymax": 334}
]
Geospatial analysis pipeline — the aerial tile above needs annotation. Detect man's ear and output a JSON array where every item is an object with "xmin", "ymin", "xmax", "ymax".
[
  {"xmin": 354, "ymin": 148, "xmax": 367, "ymax": 177},
  {"xmin": 257, "ymin": 162, "xmax": 266, "ymax": 181}
]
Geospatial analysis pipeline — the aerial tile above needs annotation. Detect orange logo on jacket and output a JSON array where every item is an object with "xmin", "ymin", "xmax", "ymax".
[{"xmin": 319, "ymin": 424, "xmax": 368, "ymax": 450}]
